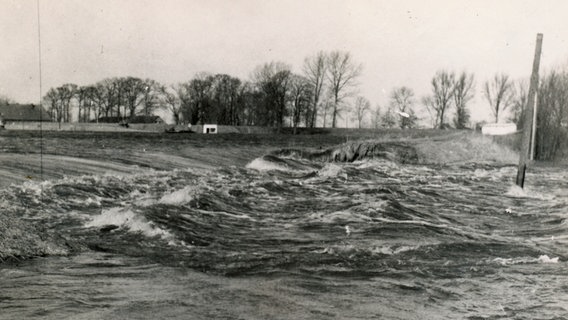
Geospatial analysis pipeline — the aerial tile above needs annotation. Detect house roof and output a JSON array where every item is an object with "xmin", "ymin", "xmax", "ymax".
[{"xmin": 0, "ymin": 104, "xmax": 52, "ymax": 121}]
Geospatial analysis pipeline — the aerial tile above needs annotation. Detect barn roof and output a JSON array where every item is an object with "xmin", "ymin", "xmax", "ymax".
[{"xmin": 0, "ymin": 104, "xmax": 52, "ymax": 121}]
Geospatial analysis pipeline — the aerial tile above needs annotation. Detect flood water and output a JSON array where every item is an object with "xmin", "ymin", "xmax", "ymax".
[{"xmin": 0, "ymin": 131, "xmax": 567, "ymax": 319}]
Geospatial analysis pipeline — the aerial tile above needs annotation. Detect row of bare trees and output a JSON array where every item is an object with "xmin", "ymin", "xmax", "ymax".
[
  {"xmin": 37, "ymin": 58, "xmax": 512, "ymax": 132},
  {"xmin": 361, "ymin": 71, "xmax": 476, "ymax": 130},
  {"xmin": 421, "ymin": 71, "xmax": 475, "ymax": 129},
  {"xmin": 44, "ymin": 77, "xmax": 160, "ymax": 123},
  {"xmin": 41, "ymin": 51, "xmax": 362, "ymax": 129},
  {"xmin": 37, "ymin": 53, "xmax": 568, "ymax": 161},
  {"xmin": 364, "ymin": 70, "xmax": 522, "ymax": 131},
  {"xmin": 243, "ymin": 51, "xmax": 362, "ymax": 130}
]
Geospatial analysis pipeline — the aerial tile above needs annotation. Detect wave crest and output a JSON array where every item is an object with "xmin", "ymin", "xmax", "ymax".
[{"xmin": 85, "ymin": 207, "xmax": 173, "ymax": 239}]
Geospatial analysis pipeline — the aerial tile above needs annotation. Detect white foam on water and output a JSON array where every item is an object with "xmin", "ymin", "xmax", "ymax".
[
  {"xmin": 319, "ymin": 244, "xmax": 421, "ymax": 257},
  {"xmin": 309, "ymin": 210, "xmax": 373, "ymax": 224},
  {"xmin": 492, "ymin": 255, "xmax": 560, "ymax": 266},
  {"xmin": 17, "ymin": 179, "xmax": 53, "ymax": 195},
  {"xmin": 85, "ymin": 207, "xmax": 173, "ymax": 239},
  {"xmin": 470, "ymin": 166, "xmax": 516, "ymax": 182},
  {"xmin": 84, "ymin": 197, "xmax": 102, "ymax": 206},
  {"xmin": 317, "ymin": 163, "xmax": 344, "ymax": 178},
  {"xmin": 355, "ymin": 158, "xmax": 391, "ymax": 168},
  {"xmin": 505, "ymin": 184, "xmax": 553, "ymax": 200},
  {"xmin": 136, "ymin": 198, "xmax": 157, "ymax": 207},
  {"xmin": 538, "ymin": 255, "xmax": 560, "ymax": 263},
  {"xmin": 246, "ymin": 157, "xmax": 289, "ymax": 172},
  {"xmin": 372, "ymin": 245, "xmax": 420, "ymax": 255},
  {"xmin": 158, "ymin": 186, "xmax": 196, "ymax": 205},
  {"xmin": 320, "ymin": 244, "xmax": 357, "ymax": 255},
  {"xmin": 129, "ymin": 189, "xmax": 155, "ymax": 206},
  {"xmin": 472, "ymin": 169, "xmax": 494, "ymax": 180}
]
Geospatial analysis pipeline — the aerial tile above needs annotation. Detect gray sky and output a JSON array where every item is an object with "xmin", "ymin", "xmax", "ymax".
[{"xmin": 1, "ymin": 0, "xmax": 567, "ymax": 124}]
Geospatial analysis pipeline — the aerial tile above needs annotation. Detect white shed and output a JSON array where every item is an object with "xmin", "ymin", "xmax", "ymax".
[
  {"xmin": 203, "ymin": 124, "xmax": 218, "ymax": 134},
  {"xmin": 481, "ymin": 123, "xmax": 517, "ymax": 135}
]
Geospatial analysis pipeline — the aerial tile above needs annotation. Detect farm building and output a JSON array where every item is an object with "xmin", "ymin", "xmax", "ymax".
[
  {"xmin": 203, "ymin": 124, "xmax": 218, "ymax": 134},
  {"xmin": 0, "ymin": 104, "xmax": 52, "ymax": 122}
]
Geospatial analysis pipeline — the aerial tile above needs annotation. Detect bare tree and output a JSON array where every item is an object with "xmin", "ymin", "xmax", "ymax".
[
  {"xmin": 61, "ymin": 84, "xmax": 77, "ymax": 122},
  {"xmin": 121, "ymin": 77, "xmax": 147, "ymax": 118},
  {"xmin": 423, "ymin": 70, "xmax": 455, "ymax": 129},
  {"xmin": 303, "ymin": 51, "xmax": 327, "ymax": 127},
  {"xmin": 95, "ymin": 78, "xmax": 121, "ymax": 119},
  {"xmin": 210, "ymin": 74, "xmax": 242, "ymax": 125},
  {"xmin": 389, "ymin": 86, "xmax": 417, "ymax": 128},
  {"xmin": 140, "ymin": 79, "xmax": 162, "ymax": 116},
  {"xmin": 188, "ymin": 72, "xmax": 214, "ymax": 125},
  {"xmin": 252, "ymin": 62, "xmax": 292, "ymax": 128},
  {"xmin": 453, "ymin": 71, "xmax": 475, "ymax": 129},
  {"xmin": 326, "ymin": 51, "xmax": 362, "ymax": 128},
  {"xmin": 381, "ymin": 106, "xmax": 397, "ymax": 128},
  {"xmin": 43, "ymin": 88, "xmax": 60, "ymax": 122},
  {"xmin": 288, "ymin": 74, "xmax": 312, "ymax": 133},
  {"xmin": 237, "ymin": 81, "xmax": 259, "ymax": 126},
  {"xmin": 535, "ymin": 71, "xmax": 568, "ymax": 160},
  {"xmin": 42, "ymin": 84, "xmax": 77, "ymax": 123},
  {"xmin": 175, "ymin": 82, "xmax": 193, "ymax": 124},
  {"xmin": 421, "ymin": 96, "xmax": 437, "ymax": 128},
  {"xmin": 371, "ymin": 104, "xmax": 382, "ymax": 129},
  {"xmin": 509, "ymin": 80, "xmax": 528, "ymax": 129},
  {"xmin": 76, "ymin": 85, "xmax": 98, "ymax": 122},
  {"xmin": 320, "ymin": 98, "xmax": 333, "ymax": 128},
  {"xmin": 352, "ymin": 96, "xmax": 371, "ymax": 128},
  {"xmin": 159, "ymin": 85, "xmax": 182, "ymax": 124},
  {"xmin": 484, "ymin": 73, "xmax": 514, "ymax": 123}
]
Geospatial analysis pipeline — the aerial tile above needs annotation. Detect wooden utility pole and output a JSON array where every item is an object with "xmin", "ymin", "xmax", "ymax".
[
  {"xmin": 529, "ymin": 90, "xmax": 538, "ymax": 161},
  {"xmin": 516, "ymin": 33, "xmax": 543, "ymax": 188}
]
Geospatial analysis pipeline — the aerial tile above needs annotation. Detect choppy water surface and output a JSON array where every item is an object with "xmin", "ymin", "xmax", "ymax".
[{"xmin": 1, "ymin": 131, "xmax": 567, "ymax": 319}]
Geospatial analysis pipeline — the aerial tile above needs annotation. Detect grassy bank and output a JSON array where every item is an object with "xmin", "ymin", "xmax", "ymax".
[{"xmin": 413, "ymin": 131, "xmax": 519, "ymax": 165}]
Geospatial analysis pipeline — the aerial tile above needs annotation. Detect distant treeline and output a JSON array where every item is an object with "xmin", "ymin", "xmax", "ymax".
[
  {"xmin": 42, "ymin": 51, "xmax": 365, "ymax": 131},
  {"xmin": 40, "ymin": 50, "xmax": 484, "ymax": 131},
  {"xmin": 37, "ymin": 51, "xmax": 568, "ymax": 160}
]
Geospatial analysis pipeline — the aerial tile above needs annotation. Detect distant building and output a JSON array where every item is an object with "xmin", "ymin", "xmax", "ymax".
[
  {"xmin": 203, "ymin": 124, "xmax": 218, "ymax": 134},
  {"xmin": 0, "ymin": 104, "xmax": 51, "ymax": 122},
  {"xmin": 481, "ymin": 123, "xmax": 517, "ymax": 135}
]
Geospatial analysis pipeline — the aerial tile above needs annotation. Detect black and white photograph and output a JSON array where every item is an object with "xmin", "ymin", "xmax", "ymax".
[{"xmin": 1, "ymin": 1, "xmax": 567, "ymax": 319}]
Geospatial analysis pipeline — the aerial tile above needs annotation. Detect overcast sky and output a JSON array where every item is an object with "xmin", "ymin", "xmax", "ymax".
[{"xmin": 1, "ymin": 0, "xmax": 567, "ymax": 124}]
